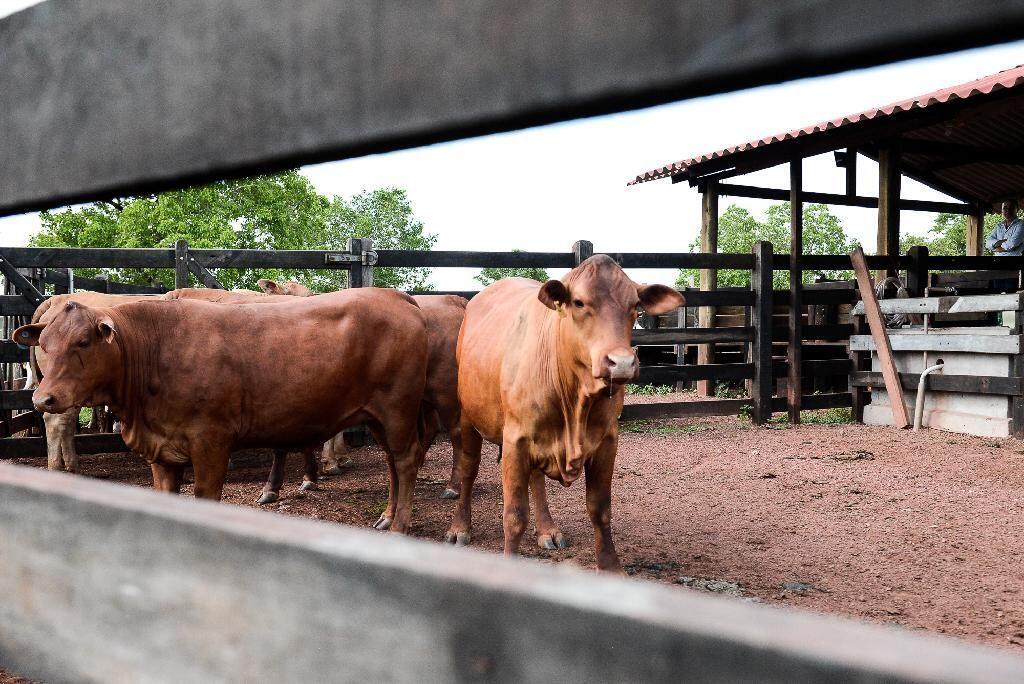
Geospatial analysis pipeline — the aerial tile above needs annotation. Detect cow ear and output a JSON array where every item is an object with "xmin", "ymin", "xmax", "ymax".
[
  {"xmin": 538, "ymin": 280, "xmax": 570, "ymax": 310},
  {"xmin": 257, "ymin": 278, "xmax": 279, "ymax": 294},
  {"xmin": 97, "ymin": 317, "xmax": 116, "ymax": 343},
  {"xmin": 12, "ymin": 323, "xmax": 45, "ymax": 347},
  {"xmin": 637, "ymin": 284, "xmax": 685, "ymax": 315}
]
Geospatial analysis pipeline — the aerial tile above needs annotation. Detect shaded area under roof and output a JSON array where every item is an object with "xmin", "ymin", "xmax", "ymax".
[{"xmin": 629, "ymin": 65, "xmax": 1024, "ymax": 206}]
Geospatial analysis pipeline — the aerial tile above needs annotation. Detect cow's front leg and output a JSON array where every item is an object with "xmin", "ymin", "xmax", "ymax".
[
  {"xmin": 321, "ymin": 432, "xmax": 353, "ymax": 475},
  {"xmin": 531, "ymin": 470, "xmax": 567, "ymax": 550},
  {"xmin": 192, "ymin": 449, "xmax": 230, "ymax": 501},
  {"xmin": 43, "ymin": 409, "xmax": 78, "ymax": 472},
  {"xmin": 501, "ymin": 435, "xmax": 531, "ymax": 557},
  {"xmin": 151, "ymin": 461, "xmax": 185, "ymax": 494},
  {"xmin": 585, "ymin": 439, "xmax": 622, "ymax": 573},
  {"xmin": 258, "ymin": 449, "xmax": 287, "ymax": 504}
]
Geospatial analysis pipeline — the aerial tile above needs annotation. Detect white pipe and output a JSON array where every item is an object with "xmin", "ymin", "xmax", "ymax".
[{"xmin": 913, "ymin": 362, "xmax": 944, "ymax": 432}]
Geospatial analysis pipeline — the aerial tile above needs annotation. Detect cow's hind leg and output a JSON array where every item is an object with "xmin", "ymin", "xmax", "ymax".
[
  {"xmin": 300, "ymin": 447, "xmax": 319, "ymax": 491},
  {"xmin": 585, "ymin": 438, "xmax": 623, "ymax": 573},
  {"xmin": 258, "ymin": 449, "xmax": 288, "ymax": 504},
  {"xmin": 322, "ymin": 432, "xmax": 353, "ymax": 475},
  {"xmin": 367, "ymin": 424, "xmax": 398, "ymax": 530},
  {"xmin": 443, "ymin": 416, "xmax": 481, "ymax": 546},
  {"xmin": 531, "ymin": 471, "xmax": 568, "ymax": 550},
  {"xmin": 438, "ymin": 403, "xmax": 462, "ymax": 499},
  {"xmin": 369, "ymin": 421, "xmax": 424, "ymax": 534}
]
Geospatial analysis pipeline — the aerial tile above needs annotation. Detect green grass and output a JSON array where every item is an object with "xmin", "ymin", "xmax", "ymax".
[
  {"xmin": 620, "ymin": 420, "xmax": 713, "ymax": 435},
  {"xmin": 625, "ymin": 383, "xmax": 675, "ymax": 396},
  {"xmin": 78, "ymin": 407, "xmax": 93, "ymax": 428}
]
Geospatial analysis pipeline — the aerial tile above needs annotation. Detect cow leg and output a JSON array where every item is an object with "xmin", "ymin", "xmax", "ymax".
[
  {"xmin": 43, "ymin": 409, "xmax": 79, "ymax": 472},
  {"xmin": 258, "ymin": 449, "xmax": 288, "ymax": 504},
  {"xmin": 438, "ymin": 404, "xmax": 462, "ymax": 500},
  {"xmin": 531, "ymin": 471, "xmax": 568, "ymax": 550},
  {"xmin": 389, "ymin": 440, "xmax": 423, "ymax": 534},
  {"xmin": 443, "ymin": 418, "xmax": 481, "ymax": 546},
  {"xmin": 192, "ymin": 451, "xmax": 230, "ymax": 501},
  {"xmin": 585, "ymin": 440, "xmax": 623, "ymax": 573},
  {"xmin": 500, "ymin": 435, "xmax": 531, "ymax": 558},
  {"xmin": 367, "ymin": 424, "xmax": 397, "ymax": 530},
  {"xmin": 151, "ymin": 462, "xmax": 185, "ymax": 494},
  {"xmin": 299, "ymin": 447, "xmax": 319, "ymax": 491},
  {"xmin": 322, "ymin": 432, "xmax": 353, "ymax": 475}
]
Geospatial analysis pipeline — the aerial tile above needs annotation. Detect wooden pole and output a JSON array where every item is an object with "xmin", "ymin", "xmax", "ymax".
[
  {"xmin": 966, "ymin": 205, "xmax": 985, "ymax": 257},
  {"xmin": 850, "ymin": 246, "xmax": 910, "ymax": 429},
  {"xmin": 906, "ymin": 245, "xmax": 928, "ymax": 298},
  {"xmin": 697, "ymin": 179, "xmax": 719, "ymax": 397},
  {"xmin": 876, "ymin": 145, "xmax": 901, "ymax": 281},
  {"xmin": 347, "ymin": 237, "xmax": 374, "ymax": 288},
  {"xmin": 788, "ymin": 159, "xmax": 802, "ymax": 423},
  {"xmin": 572, "ymin": 240, "xmax": 594, "ymax": 266},
  {"xmin": 845, "ymin": 147, "xmax": 857, "ymax": 198},
  {"xmin": 750, "ymin": 241, "xmax": 774, "ymax": 425},
  {"xmin": 174, "ymin": 239, "xmax": 189, "ymax": 289}
]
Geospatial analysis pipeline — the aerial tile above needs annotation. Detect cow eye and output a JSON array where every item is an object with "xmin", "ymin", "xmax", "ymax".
[
  {"xmin": 78, "ymin": 339, "xmax": 91, "ymax": 349},
  {"xmin": 572, "ymin": 299, "xmax": 585, "ymax": 308}
]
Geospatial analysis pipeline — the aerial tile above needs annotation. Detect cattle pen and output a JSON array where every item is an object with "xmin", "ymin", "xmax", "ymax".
[{"xmin": 5, "ymin": 0, "xmax": 1024, "ymax": 682}]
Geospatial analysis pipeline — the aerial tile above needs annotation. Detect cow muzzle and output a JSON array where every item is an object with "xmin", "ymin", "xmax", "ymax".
[
  {"xmin": 32, "ymin": 391, "xmax": 65, "ymax": 414},
  {"xmin": 604, "ymin": 351, "xmax": 638, "ymax": 382}
]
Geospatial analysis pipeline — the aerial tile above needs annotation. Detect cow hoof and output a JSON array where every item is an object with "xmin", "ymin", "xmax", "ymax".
[
  {"xmin": 322, "ymin": 457, "xmax": 354, "ymax": 476},
  {"xmin": 257, "ymin": 491, "xmax": 279, "ymax": 505},
  {"xmin": 373, "ymin": 515, "xmax": 393, "ymax": 531},
  {"xmin": 443, "ymin": 530, "xmax": 471, "ymax": 546},
  {"xmin": 537, "ymin": 532, "xmax": 568, "ymax": 550},
  {"xmin": 299, "ymin": 480, "xmax": 317, "ymax": 492},
  {"xmin": 439, "ymin": 487, "xmax": 459, "ymax": 500}
]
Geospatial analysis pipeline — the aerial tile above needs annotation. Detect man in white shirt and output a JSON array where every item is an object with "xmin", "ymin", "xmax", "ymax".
[{"xmin": 987, "ymin": 200, "xmax": 1024, "ymax": 257}]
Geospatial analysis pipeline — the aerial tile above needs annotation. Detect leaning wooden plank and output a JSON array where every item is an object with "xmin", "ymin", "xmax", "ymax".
[
  {"xmin": 850, "ymin": 334, "xmax": 1023, "ymax": 354},
  {"xmin": 851, "ymin": 293, "xmax": 1024, "ymax": 315},
  {"xmin": 850, "ymin": 247, "xmax": 910, "ymax": 428}
]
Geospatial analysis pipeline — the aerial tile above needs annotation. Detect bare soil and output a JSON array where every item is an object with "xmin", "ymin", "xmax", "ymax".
[{"xmin": 8, "ymin": 397, "xmax": 1024, "ymax": 659}]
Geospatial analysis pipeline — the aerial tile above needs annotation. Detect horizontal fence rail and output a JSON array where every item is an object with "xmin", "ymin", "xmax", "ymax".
[{"xmin": 2, "ymin": 466, "xmax": 1021, "ymax": 683}]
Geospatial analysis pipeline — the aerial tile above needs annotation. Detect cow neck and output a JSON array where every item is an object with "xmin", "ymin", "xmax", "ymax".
[
  {"xmin": 105, "ymin": 307, "xmax": 163, "ymax": 444},
  {"xmin": 549, "ymin": 313, "xmax": 598, "ymax": 485}
]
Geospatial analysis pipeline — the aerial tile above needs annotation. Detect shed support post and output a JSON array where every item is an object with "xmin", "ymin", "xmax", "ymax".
[
  {"xmin": 788, "ymin": 159, "xmax": 802, "ymax": 424},
  {"xmin": 174, "ymin": 239, "xmax": 189, "ymax": 289},
  {"xmin": 845, "ymin": 147, "xmax": 857, "ymax": 198},
  {"xmin": 698, "ymin": 179, "xmax": 719, "ymax": 397},
  {"xmin": 750, "ymin": 241, "xmax": 774, "ymax": 425},
  {"xmin": 347, "ymin": 237, "xmax": 374, "ymax": 288},
  {"xmin": 906, "ymin": 245, "xmax": 928, "ymax": 298},
  {"xmin": 572, "ymin": 240, "xmax": 594, "ymax": 266},
  {"xmin": 967, "ymin": 205, "xmax": 985, "ymax": 257},
  {"xmin": 877, "ymin": 145, "xmax": 902, "ymax": 281}
]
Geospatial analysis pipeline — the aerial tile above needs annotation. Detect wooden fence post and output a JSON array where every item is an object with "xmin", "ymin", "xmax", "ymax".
[
  {"xmin": 906, "ymin": 245, "xmax": 928, "ymax": 298},
  {"xmin": 751, "ymin": 241, "xmax": 774, "ymax": 425},
  {"xmin": 788, "ymin": 158, "xmax": 803, "ymax": 424},
  {"xmin": 174, "ymin": 239, "xmax": 189, "ymax": 289},
  {"xmin": 347, "ymin": 238, "xmax": 374, "ymax": 288},
  {"xmin": 572, "ymin": 240, "xmax": 593, "ymax": 266},
  {"xmin": 698, "ymin": 180, "xmax": 719, "ymax": 397}
]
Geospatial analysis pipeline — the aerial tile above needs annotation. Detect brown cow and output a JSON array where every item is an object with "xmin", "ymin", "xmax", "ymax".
[
  {"xmin": 258, "ymin": 279, "xmax": 467, "ymax": 498},
  {"xmin": 27, "ymin": 292, "xmax": 159, "ymax": 472},
  {"xmin": 15, "ymin": 290, "xmax": 430, "ymax": 531},
  {"xmin": 443, "ymin": 256, "xmax": 683, "ymax": 571}
]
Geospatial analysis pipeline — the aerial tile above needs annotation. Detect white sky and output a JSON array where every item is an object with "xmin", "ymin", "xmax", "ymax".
[{"xmin": 1, "ymin": 0, "xmax": 1023, "ymax": 289}]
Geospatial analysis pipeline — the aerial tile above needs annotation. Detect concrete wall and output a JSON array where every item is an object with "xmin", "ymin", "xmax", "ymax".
[{"xmin": 0, "ymin": 465, "xmax": 1021, "ymax": 683}]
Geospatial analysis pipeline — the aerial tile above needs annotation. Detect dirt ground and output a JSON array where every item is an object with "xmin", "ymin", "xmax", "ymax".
[{"xmin": 7, "ymin": 397, "xmax": 1024, "ymax": 670}]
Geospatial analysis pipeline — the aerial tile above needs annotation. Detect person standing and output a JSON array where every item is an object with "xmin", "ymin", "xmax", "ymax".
[{"xmin": 986, "ymin": 200, "xmax": 1024, "ymax": 292}]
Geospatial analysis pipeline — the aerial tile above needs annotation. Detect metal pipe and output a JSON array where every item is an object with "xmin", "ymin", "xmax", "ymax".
[{"xmin": 913, "ymin": 361, "xmax": 945, "ymax": 432}]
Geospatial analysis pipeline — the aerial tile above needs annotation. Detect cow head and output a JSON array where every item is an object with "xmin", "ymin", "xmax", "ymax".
[
  {"xmin": 12, "ymin": 302, "xmax": 121, "ymax": 414},
  {"xmin": 538, "ymin": 255, "xmax": 684, "ymax": 388},
  {"xmin": 257, "ymin": 278, "xmax": 313, "ymax": 297}
]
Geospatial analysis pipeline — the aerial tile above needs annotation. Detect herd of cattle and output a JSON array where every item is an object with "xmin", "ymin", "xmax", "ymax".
[{"xmin": 13, "ymin": 255, "xmax": 683, "ymax": 571}]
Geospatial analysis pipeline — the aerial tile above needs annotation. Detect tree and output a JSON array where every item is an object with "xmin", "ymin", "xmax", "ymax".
[
  {"xmin": 30, "ymin": 173, "xmax": 436, "ymax": 291},
  {"xmin": 676, "ymin": 202, "xmax": 858, "ymax": 289},
  {"xmin": 900, "ymin": 212, "xmax": 1000, "ymax": 256},
  {"xmin": 474, "ymin": 250, "xmax": 550, "ymax": 287}
]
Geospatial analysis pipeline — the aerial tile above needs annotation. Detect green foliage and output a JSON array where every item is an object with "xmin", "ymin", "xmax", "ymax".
[
  {"xmin": 619, "ymin": 420, "xmax": 712, "ymax": 435},
  {"xmin": 677, "ymin": 202, "xmax": 859, "ymax": 289},
  {"xmin": 625, "ymin": 383, "xmax": 675, "ymax": 396},
  {"xmin": 900, "ymin": 212, "xmax": 1000, "ymax": 257},
  {"xmin": 30, "ymin": 173, "xmax": 436, "ymax": 291},
  {"xmin": 474, "ymin": 249, "xmax": 550, "ymax": 287}
]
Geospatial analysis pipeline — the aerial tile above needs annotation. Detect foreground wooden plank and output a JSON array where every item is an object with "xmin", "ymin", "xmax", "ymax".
[
  {"xmin": 850, "ymin": 247, "xmax": 910, "ymax": 428},
  {"xmin": 0, "ymin": 465, "xmax": 1021, "ymax": 683}
]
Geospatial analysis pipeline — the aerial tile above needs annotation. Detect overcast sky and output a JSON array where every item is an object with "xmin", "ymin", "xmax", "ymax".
[{"xmin": 2, "ymin": 1, "xmax": 1023, "ymax": 289}]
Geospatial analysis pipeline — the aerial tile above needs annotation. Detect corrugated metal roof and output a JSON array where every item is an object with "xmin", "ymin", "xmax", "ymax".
[{"xmin": 628, "ymin": 65, "xmax": 1024, "ymax": 189}]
